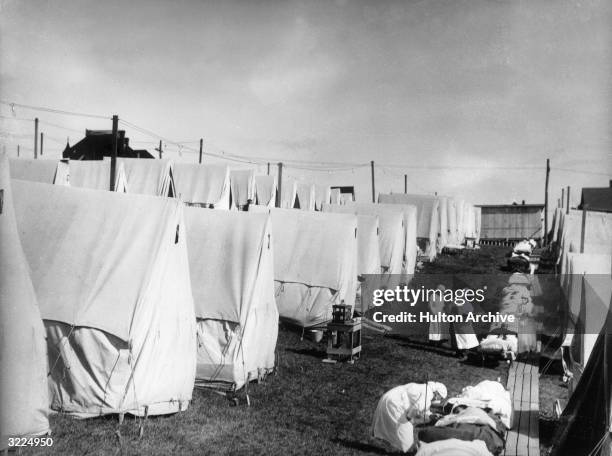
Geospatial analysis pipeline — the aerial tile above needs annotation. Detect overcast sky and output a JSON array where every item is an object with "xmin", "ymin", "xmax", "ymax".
[{"xmin": 1, "ymin": 0, "xmax": 610, "ymax": 205}]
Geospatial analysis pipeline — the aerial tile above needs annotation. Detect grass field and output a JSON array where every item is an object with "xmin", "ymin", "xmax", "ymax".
[{"xmin": 21, "ymin": 246, "xmax": 566, "ymax": 456}]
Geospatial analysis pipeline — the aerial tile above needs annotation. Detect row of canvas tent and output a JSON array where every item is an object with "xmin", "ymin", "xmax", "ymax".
[
  {"xmin": 547, "ymin": 204, "xmax": 612, "ymax": 455},
  {"xmin": 1, "ymin": 155, "xmax": 417, "ymax": 445},
  {"xmin": 378, "ymin": 193, "xmax": 481, "ymax": 261},
  {"xmin": 7, "ymin": 157, "xmax": 330, "ymax": 210}
]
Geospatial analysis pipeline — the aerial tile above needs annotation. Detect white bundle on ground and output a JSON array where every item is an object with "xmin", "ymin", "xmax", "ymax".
[
  {"xmin": 446, "ymin": 380, "xmax": 512, "ymax": 429},
  {"xmin": 416, "ymin": 439, "xmax": 493, "ymax": 456}
]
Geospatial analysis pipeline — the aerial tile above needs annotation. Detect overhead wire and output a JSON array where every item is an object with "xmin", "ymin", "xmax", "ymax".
[
  {"xmin": 2, "ymin": 101, "xmax": 610, "ymax": 177},
  {"xmin": 0, "ymin": 100, "xmax": 110, "ymax": 120}
]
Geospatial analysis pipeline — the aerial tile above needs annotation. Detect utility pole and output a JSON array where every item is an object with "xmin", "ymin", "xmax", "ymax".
[
  {"xmin": 275, "ymin": 162, "xmax": 283, "ymax": 208},
  {"xmin": 267, "ymin": 163, "xmax": 270, "ymax": 176},
  {"xmin": 561, "ymin": 188, "xmax": 564, "ymax": 209},
  {"xmin": 580, "ymin": 205, "xmax": 587, "ymax": 253},
  {"xmin": 370, "ymin": 160, "xmax": 375, "ymax": 203},
  {"xmin": 110, "ymin": 115, "xmax": 118, "ymax": 191},
  {"xmin": 544, "ymin": 158, "xmax": 550, "ymax": 245},
  {"xmin": 404, "ymin": 174, "xmax": 407, "ymax": 194},
  {"xmin": 158, "ymin": 140, "xmax": 163, "ymax": 159},
  {"xmin": 566, "ymin": 186, "xmax": 570, "ymax": 215},
  {"xmin": 17, "ymin": 145, "xmax": 20, "ymax": 157},
  {"xmin": 199, "ymin": 138, "xmax": 203, "ymax": 164},
  {"xmin": 34, "ymin": 118, "xmax": 39, "ymax": 159},
  {"xmin": 40, "ymin": 132, "xmax": 44, "ymax": 156}
]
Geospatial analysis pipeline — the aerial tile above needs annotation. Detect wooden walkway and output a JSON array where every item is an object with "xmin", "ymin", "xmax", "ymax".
[{"xmin": 503, "ymin": 360, "xmax": 540, "ymax": 456}]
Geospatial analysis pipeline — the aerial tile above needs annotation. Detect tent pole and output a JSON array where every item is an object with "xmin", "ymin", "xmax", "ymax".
[
  {"xmin": 34, "ymin": 117, "xmax": 38, "ymax": 159},
  {"xmin": 199, "ymin": 138, "xmax": 203, "ymax": 164},
  {"xmin": 267, "ymin": 162, "xmax": 270, "ymax": 176},
  {"xmin": 40, "ymin": 132, "xmax": 44, "ymax": 156},
  {"xmin": 580, "ymin": 205, "xmax": 587, "ymax": 253},
  {"xmin": 404, "ymin": 174, "xmax": 407, "ymax": 194},
  {"xmin": 275, "ymin": 162, "xmax": 283, "ymax": 208},
  {"xmin": 158, "ymin": 140, "xmax": 162, "ymax": 159},
  {"xmin": 561, "ymin": 187, "xmax": 565, "ymax": 209},
  {"xmin": 566, "ymin": 186, "xmax": 570, "ymax": 214},
  {"xmin": 371, "ymin": 160, "xmax": 375, "ymax": 203},
  {"xmin": 110, "ymin": 115, "xmax": 118, "ymax": 191},
  {"xmin": 544, "ymin": 158, "xmax": 550, "ymax": 245}
]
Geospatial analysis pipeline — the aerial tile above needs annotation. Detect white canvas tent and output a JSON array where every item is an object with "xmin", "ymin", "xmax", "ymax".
[
  {"xmin": 323, "ymin": 203, "xmax": 403, "ymax": 276},
  {"xmin": 337, "ymin": 202, "xmax": 417, "ymax": 276},
  {"xmin": 314, "ymin": 184, "xmax": 331, "ymax": 211},
  {"xmin": 296, "ymin": 182, "xmax": 316, "ymax": 211},
  {"xmin": 559, "ymin": 210, "xmax": 612, "ymax": 275},
  {"xmin": 438, "ymin": 197, "xmax": 449, "ymax": 253},
  {"xmin": 280, "ymin": 178, "xmax": 297, "ymax": 209},
  {"xmin": 252, "ymin": 207, "xmax": 358, "ymax": 327},
  {"xmin": 173, "ymin": 162, "xmax": 230, "ymax": 209},
  {"xmin": 1, "ymin": 154, "xmax": 49, "ymax": 446},
  {"xmin": 9, "ymin": 158, "xmax": 59, "ymax": 184},
  {"xmin": 474, "ymin": 206, "xmax": 482, "ymax": 244},
  {"xmin": 378, "ymin": 193, "xmax": 439, "ymax": 261},
  {"xmin": 552, "ymin": 305, "xmax": 612, "ymax": 456},
  {"xmin": 184, "ymin": 208, "xmax": 278, "ymax": 390},
  {"xmin": 63, "ymin": 160, "xmax": 128, "ymax": 192},
  {"xmin": 447, "ymin": 198, "xmax": 459, "ymax": 246},
  {"xmin": 561, "ymin": 256, "xmax": 612, "ymax": 373},
  {"xmin": 119, "ymin": 158, "xmax": 175, "ymax": 197},
  {"xmin": 230, "ymin": 169, "xmax": 256, "ymax": 210},
  {"xmin": 356, "ymin": 214, "xmax": 382, "ymax": 276},
  {"xmin": 254, "ymin": 175, "xmax": 276, "ymax": 207},
  {"xmin": 12, "ymin": 180, "xmax": 196, "ymax": 418},
  {"xmin": 330, "ymin": 188, "xmax": 341, "ymax": 205}
]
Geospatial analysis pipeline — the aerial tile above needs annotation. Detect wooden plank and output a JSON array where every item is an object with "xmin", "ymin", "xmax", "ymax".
[
  {"xmin": 516, "ymin": 363, "xmax": 530, "ymax": 454},
  {"xmin": 504, "ymin": 360, "xmax": 540, "ymax": 456},
  {"xmin": 528, "ymin": 365, "xmax": 540, "ymax": 455}
]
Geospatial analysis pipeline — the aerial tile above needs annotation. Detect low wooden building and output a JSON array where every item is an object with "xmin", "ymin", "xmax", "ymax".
[{"xmin": 477, "ymin": 202, "xmax": 544, "ymax": 245}]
